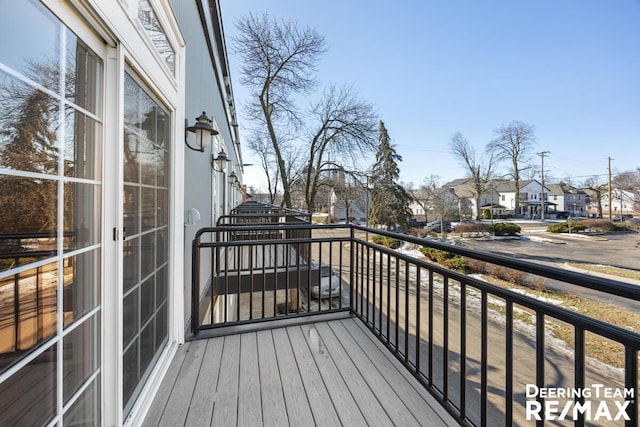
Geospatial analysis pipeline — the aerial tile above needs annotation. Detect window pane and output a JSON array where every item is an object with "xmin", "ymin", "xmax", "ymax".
[
  {"xmin": 63, "ymin": 376, "xmax": 100, "ymax": 427},
  {"xmin": 123, "ymin": 288, "xmax": 139, "ymax": 347},
  {"xmin": 123, "ymin": 342, "xmax": 139, "ymax": 406},
  {"xmin": 65, "ymin": 36, "xmax": 102, "ymax": 115},
  {"xmin": 0, "ymin": 72, "xmax": 60, "ymax": 174},
  {"xmin": 0, "ymin": 176, "xmax": 57, "ymax": 272},
  {"xmin": 0, "ymin": 0, "xmax": 61, "ymax": 90},
  {"xmin": 0, "ymin": 346, "xmax": 57, "ymax": 426},
  {"xmin": 137, "ymin": 0, "xmax": 175, "ymax": 74},
  {"xmin": 63, "ymin": 314, "xmax": 99, "ymax": 402},
  {"xmin": 64, "ymin": 108, "xmax": 102, "ymax": 180},
  {"xmin": 63, "ymin": 250, "xmax": 101, "ymax": 328},
  {"xmin": 0, "ymin": 261, "xmax": 58, "ymax": 373},
  {"xmin": 123, "ymin": 237, "xmax": 140, "ymax": 293},
  {"xmin": 64, "ymin": 182, "xmax": 101, "ymax": 252}
]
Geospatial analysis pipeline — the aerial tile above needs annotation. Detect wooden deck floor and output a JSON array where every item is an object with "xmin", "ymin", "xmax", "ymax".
[{"xmin": 142, "ymin": 317, "xmax": 457, "ymax": 427}]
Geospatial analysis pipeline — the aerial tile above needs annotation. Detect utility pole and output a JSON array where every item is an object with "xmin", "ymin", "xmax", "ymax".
[
  {"xmin": 608, "ymin": 157, "xmax": 614, "ymax": 222},
  {"xmin": 537, "ymin": 151, "xmax": 550, "ymax": 221}
]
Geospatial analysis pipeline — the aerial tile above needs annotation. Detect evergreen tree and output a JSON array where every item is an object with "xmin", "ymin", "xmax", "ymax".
[{"xmin": 368, "ymin": 121, "xmax": 412, "ymax": 229}]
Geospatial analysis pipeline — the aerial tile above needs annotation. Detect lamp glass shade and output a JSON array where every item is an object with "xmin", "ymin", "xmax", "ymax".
[{"xmin": 195, "ymin": 127, "xmax": 209, "ymax": 150}]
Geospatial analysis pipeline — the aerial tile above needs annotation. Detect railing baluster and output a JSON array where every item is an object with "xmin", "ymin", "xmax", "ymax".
[
  {"xmin": 505, "ymin": 300, "xmax": 513, "ymax": 427},
  {"xmin": 372, "ymin": 247, "xmax": 376, "ymax": 330},
  {"xmin": 395, "ymin": 255, "xmax": 400, "ymax": 352},
  {"xmin": 624, "ymin": 346, "xmax": 637, "ymax": 427},
  {"xmin": 536, "ymin": 311, "xmax": 545, "ymax": 427},
  {"xmin": 443, "ymin": 275, "xmax": 449, "ymax": 401},
  {"xmin": 415, "ymin": 267, "xmax": 421, "ymax": 374},
  {"xmin": 386, "ymin": 253, "xmax": 391, "ymax": 343},
  {"xmin": 481, "ymin": 290, "xmax": 488, "ymax": 427},
  {"xmin": 404, "ymin": 261, "xmax": 410, "ymax": 364},
  {"xmin": 428, "ymin": 269, "xmax": 434, "ymax": 387},
  {"xmin": 575, "ymin": 325, "xmax": 585, "ymax": 427},
  {"xmin": 460, "ymin": 282, "xmax": 467, "ymax": 421}
]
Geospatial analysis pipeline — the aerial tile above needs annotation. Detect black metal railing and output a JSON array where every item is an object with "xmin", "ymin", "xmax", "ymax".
[{"xmin": 190, "ymin": 207, "xmax": 640, "ymax": 426}]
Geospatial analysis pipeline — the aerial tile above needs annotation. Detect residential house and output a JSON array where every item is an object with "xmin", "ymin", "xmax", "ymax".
[
  {"xmin": 0, "ymin": 1, "xmax": 243, "ymax": 425},
  {"xmin": 546, "ymin": 183, "xmax": 588, "ymax": 217},
  {"xmin": 600, "ymin": 188, "xmax": 640, "ymax": 218}
]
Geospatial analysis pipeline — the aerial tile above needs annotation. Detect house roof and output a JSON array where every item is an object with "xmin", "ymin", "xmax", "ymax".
[{"xmin": 442, "ymin": 177, "xmax": 473, "ymax": 188}]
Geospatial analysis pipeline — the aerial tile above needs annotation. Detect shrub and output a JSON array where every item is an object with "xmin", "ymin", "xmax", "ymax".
[
  {"xmin": 493, "ymin": 222, "xmax": 521, "ymax": 236},
  {"xmin": 580, "ymin": 219, "xmax": 616, "ymax": 232},
  {"xmin": 454, "ymin": 222, "xmax": 494, "ymax": 237},
  {"xmin": 420, "ymin": 247, "xmax": 469, "ymax": 272},
  {"xmin": 372, "ymin": 235, "xmax": 402, "ymax": 249},
  {"xmin": 546, "ymin": 221, "xmax": 587, "ymax": 233}
]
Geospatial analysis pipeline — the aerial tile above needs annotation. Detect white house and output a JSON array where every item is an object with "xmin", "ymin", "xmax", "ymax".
[
  {"xmin": 0, "ymin": 1, "xmax": 243, "ymax": 425},
  {"xmin": 546, "ymin": 183, "xmax": 588, "ymax": 216},
  {"xmin": 601, "ymin": 189, "xmax": 639, "ymax": 217}
]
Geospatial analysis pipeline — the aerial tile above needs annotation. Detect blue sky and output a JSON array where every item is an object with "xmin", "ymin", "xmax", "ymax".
[{"xmin": 221, "ymin": 0, "xmax": 640, "ymax": 190}]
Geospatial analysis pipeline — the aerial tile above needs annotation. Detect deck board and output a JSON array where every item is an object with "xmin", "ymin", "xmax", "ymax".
[
  {"xmin": 184, "ymin": 338, "xmax": 223, "ymax": 426},
  {"xmin": 238, "ymin": 333, "xmax": 262, "ymax": 426},
  {"xmin": 211, "ymin": 334, "xmax": 240, "ymax": 425},
  {"xmin": 271, "ymin": 327, "xmax": 314, "ymax": 426},
  {"xmin": 314, "ymin": 321, "xmax": 395, "ymax": 426},
  {"xmin": 256, "ymin": 330, "xmax": 289, "ymax": 426},
  {"xmin": 143, "ymin": 317, "xmax": 457, "ymax": 427}
]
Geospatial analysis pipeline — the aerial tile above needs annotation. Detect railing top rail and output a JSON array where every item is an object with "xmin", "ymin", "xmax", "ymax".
[
  {"xmin": 351, "ymin": 224, "xmax": 640, "ymax": 302},
  {"xmin": 196, "ymin": 222, "xmax": 640, "ymax": 302}
]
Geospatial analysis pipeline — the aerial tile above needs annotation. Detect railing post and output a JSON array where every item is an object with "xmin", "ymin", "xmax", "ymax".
[
  {"xmin": 191, "ymin": 235, "xmax": 200, "ymax": 336},
  {"xmin": 350, "ymin": 225, "xmax": 355, "ymax": 313}
]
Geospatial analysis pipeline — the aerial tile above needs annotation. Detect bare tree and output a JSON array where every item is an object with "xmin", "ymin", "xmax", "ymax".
[
  {"xmin": 303, "ymin": 84, "xmax": 377, "ymax": 213},
  {"xmin": 488, "ymin": 121, "xmax": 536, "ymax": 217},
  {"xmin": 613, "ymin": 170, "xmax": 640, "ymax": 190},
  {"xmin": 449, "ymin": 132, "xmax": 495, "ymax": 220},
  {"xmin": 583, "ymin": 176, "xmax": 608, "ymax": 218},
  {"xmin": 407, "ymin": 175, "xmax": 441, "ymax": 222},
  {"xmin": 234, "ymin": 13, "xmax": 327, "ymax": 208}
]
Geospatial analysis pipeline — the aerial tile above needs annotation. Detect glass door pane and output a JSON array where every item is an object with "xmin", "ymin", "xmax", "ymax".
[{"xmin": 121, "ymin": 71, "xmax": 170, "ymax": 414}]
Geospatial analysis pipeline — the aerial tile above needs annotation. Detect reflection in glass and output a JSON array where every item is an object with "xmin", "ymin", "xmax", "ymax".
[
  {"xmin": 64, "ymin": 108, "xmax": 102, "ymax": 179},
  {"xmin": 141, "ymin": 277, "xmax": 154, "ymax": 325},
  {"xmin": 63, "ymin": 377, "xmax": 100, "ymax": 427},
  {"xmin": 63, "ymin": 314, "xmax": 99, "ymax": 402},
  {"xmin": 0, "ymin": 72, "xmax": 60, "ymax": 174},
  {"xmin": 137, "ymin": 0, "xmax": 176, "ymax": 74},
  {"xmin": 0, "ymin": 176, "xmax": 58, "ymax": 272},
  {"xmin": 65, "ymin": 37, "xmax": 102, "ymax": 115},
  {"xmin": 141, "ymin": 232, "xmax": 155, "ymax": 279},
  {"xmin": 140, "ymin": 322, "xmax": 155, "ymax": 377},
  {"xmin": 0, "ymin": 1, "xmax": 103, "ymax": 425},
  {"xmin": 123, "ymin": 237, "xmax": 140, "ymax": 293},
  {"xmin": 141, "ymin": 187, "xmax": 156, "ymax": 232},
  {"xmin": 0, "ymin": 345, "xmax": 57, "ymax": 426},
  {"xmin": 0, "ymin": 262, "xmax": 58, "ymax": 373},
  {"xmin": 63, "ymin": 251, "xmax": 100, "ymax": 328},
  {"xmin": 64, "ymin": 182, "xmax": 102, "ymax": 253},
  {"xmin": 122, "ymin": 71, "xmax": 170, "ymax": 414},
  {"xmin": 124, "ymin": 185, "xmax": 140, "ymax": 236},
  {"xmin": 0, "ymin": 0, "xmax": 60, "ymax": 90},
  {"xmin": 123, "ymin": 288, "xmax": 139, "ymax": 347},
  {"xmin": 123, "ymin": 342, "xmax": 139, "ymax": 406}
]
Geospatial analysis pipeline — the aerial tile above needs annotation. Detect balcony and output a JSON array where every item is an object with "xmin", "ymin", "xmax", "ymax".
[{"xmin": 145, "ymin": 202, "xmax": 640, "ymax": 426}]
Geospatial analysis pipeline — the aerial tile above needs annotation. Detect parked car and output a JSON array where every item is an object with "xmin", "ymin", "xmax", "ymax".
[
  {"xmin": 613, "ymin": 214, "xmax": 634, "ymax": 222},
  {"xmin": 310, "ymin": 261, "xmax": 341, "ymax": 299},
  {"xmin": 425, "ymin": 220, "xmax": 452, "ymax": 233},
  {"xmin": 409, "ymin": 218, "xmax": 427, "ymax": 228}
]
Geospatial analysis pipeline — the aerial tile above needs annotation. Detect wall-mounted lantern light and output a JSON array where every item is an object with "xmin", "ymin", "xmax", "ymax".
[
  {"xmin": 185, "ymin": 111, "xmax": 218, "ymax": 152},
  {"xmin": 212, "ymin": 148, "xmax": 230, "ymax": 172}
]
